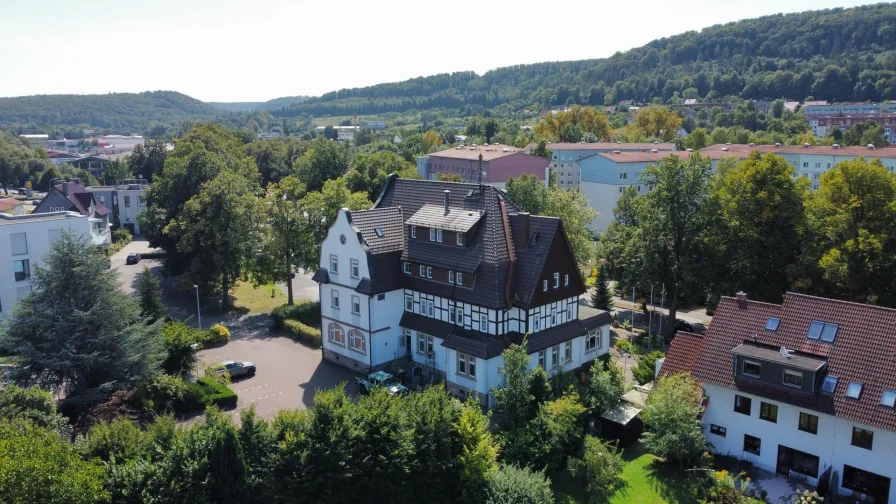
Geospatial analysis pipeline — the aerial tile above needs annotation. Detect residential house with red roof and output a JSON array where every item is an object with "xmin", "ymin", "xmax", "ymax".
[
  {"xmin": 660, "ymin": 292, "xmax": 896, "ymax": 503},
  {"xmin": 313, "ymin": 176, "xmax": 612, "ymax": 405},
  {"xmin": 32, "ymin": 181, "xmax": 111, "ymax": 246}
]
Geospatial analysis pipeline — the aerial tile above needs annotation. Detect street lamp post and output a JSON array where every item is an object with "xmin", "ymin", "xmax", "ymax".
[{"xmin": 194, "ymin": 284, "xmax": 201, "ymax": 330}]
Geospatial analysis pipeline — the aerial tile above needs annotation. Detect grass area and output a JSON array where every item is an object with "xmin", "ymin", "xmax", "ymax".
[
  {"xmin": 229, "ymin": 281, "xmax": 286, "ymax": 314},
  {"xmin": 555, "ymin": 445, "xmax": 701, "ymax": 504}
]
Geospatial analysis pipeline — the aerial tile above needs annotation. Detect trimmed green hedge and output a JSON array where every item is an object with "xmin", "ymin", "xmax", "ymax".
[
  {"xmin": 141, "ymin": 375, "xmax": 238, "ymax": 413},
  {"xmin": 197, "ymin": 377, "xmax": 237, "ymax": 409},
  {"xmin": 284, "ymin": 320, "xmax": 322, "ymax": 348},
  {"xmin": 272, "ymin": 301, "xmax": 321, "ymax": 329}
]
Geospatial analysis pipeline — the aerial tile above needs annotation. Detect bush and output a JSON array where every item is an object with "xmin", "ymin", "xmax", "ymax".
[
  {"xmin": 484, "ymin": 464, "xmax": 554, "ymax": 504},
  {"xmin": 633, "ymin": 351, "xmax": 665, "ymax": 385},
  {"xmin": 197, "ymin": 377, "xmax": 238, "ymax": 409},
  {"xmin": 140, "ymin": 375, "xmax": 237, "ymax": 413},
  {"xmin": 614, "ymin": 338, "xmax": 638, "ymax": 356},
  {"xmin": 161, "ymin": 320, "xmax": 204, "ymax": 375},
  {"xmin": 112, "ymin": 228, "xmax": 132, "ymax": 245},
  {"xmin": 284, "ymin": 320, "xmax": 322, "ymax": 347},
  {"xmin": 568, "ymin": 436, "xmax": 625, "ymax": 504},
  {"xmin": 272, "ymin": 301, "xmax": 321, "ymax": 329},
  {"xmin": 584, "ymin": 277, "xmax": 596, "ymax": 288},
  {"xmin": 204, "ymin": 324, "xmax": 230, "ymax": 346}
]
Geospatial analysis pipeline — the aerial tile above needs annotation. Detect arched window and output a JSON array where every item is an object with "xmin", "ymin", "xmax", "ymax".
[
  {"xmin": 348, "ymin": 329, "xmax": 366, "ymax": 354},
  {"xmin": 328, "ymin": 323, "xmax": 345, "ymax": 346}
]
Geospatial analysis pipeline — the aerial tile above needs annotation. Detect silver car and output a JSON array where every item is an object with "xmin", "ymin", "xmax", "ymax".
[{"xmin": 218, "ymin": 360, "xmax": 256, "ymax": 378}]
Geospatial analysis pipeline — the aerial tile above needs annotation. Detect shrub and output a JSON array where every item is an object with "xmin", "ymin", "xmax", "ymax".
[
  {"xmin": 614, "ymin": 338, "xmax": 638, "ymax": 356},
  {"xmin": 204, "ymin": 324, "xmax": 230, "ymax": 346},
  {"xmin": 112, "ymin": 228, "xmax": 132, "ymax": 245},
  {"xmin": 584, "ymin": 277, "xmax": 596, "ymax": 288},
  {"xmin": 140, "ymin": 374, "xmax": 203, "ymax": 413},
  {"xmin": 272, "ymin": 301, "xmax": 321, "ymax": 329},
  {"xmin": 197, "ymin": 377, "xmax": 238, "ymax": 409},
  {"xmin": 633, "ymin": 351, "xmax": 665, "ymax": 385},
  {"xmin": 284, "ymin": 320, "xmax": 322, "ymax": 347},
  {"xmin": 161, "ymin": 320, "xmax": 203, "ymax": 375},
  {"xmin": 568, "ymin": 436, "xmax": 625, "ymax": 504},
  {"xmin": 484, "ymin": 464, "xmax": 554, "ymax": 504}
]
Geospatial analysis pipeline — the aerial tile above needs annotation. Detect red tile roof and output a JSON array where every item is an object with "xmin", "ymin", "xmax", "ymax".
[
  {"xmin": 658, "ymin": 332, "xmax": 704, "ymax": 377},
  {"xmin": 596, "ymin": 144, "xmax": 896, "ymax": 164},
  {"xmin": 663, "ymin": 292, "xmax": 896, "ymax": 431}
]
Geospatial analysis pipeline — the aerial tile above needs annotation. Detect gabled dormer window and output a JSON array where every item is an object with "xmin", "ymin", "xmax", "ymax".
[
  {"xmin": 411, "ymin": 226, "xmax": 417, "ymax": 239},
  {"xmin": 457, "ymin": 233, "xmax": 463, "ymax": 246},
  {"xmin": 430, "ymin": 228, "xmax": 436, "ymax": 241},
  {"xmin": 457, "ymin": 272, "xmax": 463, "ymax": 286}
]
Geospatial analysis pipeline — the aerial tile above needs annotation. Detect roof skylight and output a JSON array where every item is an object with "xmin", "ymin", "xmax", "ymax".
[
  {"xmin": 881, "ymin": 390, "xmax": 896, "ymax": 408},
  {"xmin": 765, "ymin": 318, "xmax": 780, "ymax": 331},
  {"xmin": 846, "ymin": 381, "xmax": 863, "ymax": 399},
  {"xmin": 807, "ymin": 321, "xmax": 838, "ymax": 342},
  {"xmin": 821, "ymin": 375, "xmax": 838, "ymax": 394},
  {"xmin": 374, "ymin": 227, "xmax": 384, "ymax": 238}
]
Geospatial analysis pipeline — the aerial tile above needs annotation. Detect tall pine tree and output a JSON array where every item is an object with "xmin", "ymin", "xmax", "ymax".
[{"xmin": 591, "ymin": 266, "xmax": 614, "ymax": 311}]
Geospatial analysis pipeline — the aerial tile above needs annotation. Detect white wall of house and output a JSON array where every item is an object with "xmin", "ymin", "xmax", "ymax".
[
  {"xmin": 701, "ymin": 384, "xmax": 896, "ymax": 502},
  {"xmin": 368, "ymin": 290, "xmax": 406, "ymax": 366},
  {"xmin": 0, "ymin": 212, "xmax": 90, "ymax": 317},
  {"xmin": 579, "ymin": 181, "xmax": 620, "ymax": 233},
  {"xmin": 527, "ymin": 297, "xmax": 579, "ymax": 332},
  {"xmin": 117, "ymin": 187, "xmax": 147, "ymax": 234}
]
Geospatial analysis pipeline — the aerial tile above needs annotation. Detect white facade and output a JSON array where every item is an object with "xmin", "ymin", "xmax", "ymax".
[
  {"xmin": 702, "ymin": 384, "xmax": 896, "ymax": 502},
  {"xmin": 0, "ymin": 212, "xmax": 90, "ymax": 316}
]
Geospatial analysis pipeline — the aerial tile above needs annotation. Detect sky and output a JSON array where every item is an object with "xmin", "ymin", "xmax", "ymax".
[{"xmin": 0, "ymin": 0, "xmax": 879, "ymax": 103}]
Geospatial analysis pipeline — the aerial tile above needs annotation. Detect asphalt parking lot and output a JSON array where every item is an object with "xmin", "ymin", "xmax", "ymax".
[
  {"xmin": 199, "ymin": 335, "xmax": 359, "ymax": 419},
  {"xmin": 111, "ymin": 240, "xmax": 164, "ymax": 295}
]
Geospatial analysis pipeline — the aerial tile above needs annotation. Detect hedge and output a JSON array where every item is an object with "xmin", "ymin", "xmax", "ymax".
[
  {"xmin": 140, "ymin": 375, "xmax": 238, "ymax": 413},
  {"xmin": 272, "ymin": 301, "xmax": 321, "ymax": 329},
  {"xmin": 284, "ymin": 320, "xmax": 322, "ymax": 347},
  {"xmin": 197, "ymin": 377, "xmax": 238, "ymax": 409}
]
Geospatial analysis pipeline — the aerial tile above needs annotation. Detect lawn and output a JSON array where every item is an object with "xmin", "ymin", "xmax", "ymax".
[
  {"xmin": 229, "ymin": 281, "xmax": 285, "ymax": 314},
  {"xmin": 555, "ymin": 444, "xmax": 701, "ymax": 504}
]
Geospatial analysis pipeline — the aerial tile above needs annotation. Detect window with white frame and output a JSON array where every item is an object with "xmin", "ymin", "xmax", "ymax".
[
  {"xmin": 449, "ymin": 271, "xmax": 455, "ymax": 283},
  {"xmin": 419, "ymin": 265, "xmax": 425, "ymax": 276},
  {"xmin": 350, "ymin": 259, "xmax": 359, "ymax": 278},
  {"xmin": 543, "ymin": 280, "xmax": 548, "ymax": 292},
  {"xmin": 480, "ymin": 313, "xmax": 488, "ymax": 332},
  {"xmin": 457, "ymin": 272, "xmax": 463, "ymax": 286},
  {"xmin": 426, "ymin": 266, "xmax": 432, "ymax": 279},
  {"xmin": 404, "ymin": 262, "xmax": 411, "ymax": 274},
  {"xmin": 405, "ymin": 294, "xmax": 413, "ymax": 311},
  {"xmin": 327, "ymin": 323, "xmax": 345, "ymax": 345},
  {"xmin": 10, "ymin": 233, "xmax": 27, "ymax": 256},
  {"xmin": 430, "ymin": 228, "xmax": 436, "ymax": 241},
  {"xmin": 330, "ymin": 254, "xmax": 338, "ymax": 274},
  {"xmin": 564, "ymin": 274, "xmax": 569, "ymax": 286},
  {"xmin": 533, "ymin": 316, "xmax": 541, "ymax": 331},
  {"xmin": 411, "ymin": 225, "xmax": 417, "ymax": 238},
  {"xmin": 553, "ymin": 272, "xmax": 559, "ymax": 288},
  {"xmin": 455, "ymin": 306, "xmax": 464, "ymax": 325},
  {"xmin": 538, "ymin": 350, "xmax": 546, "ymax": 369},
  {"xmin": 351, "ymin": 295, "xmax": 361, "ymax": 315},
  {"xmin": 551, "ymin": 345, "xmax": 559, "ymax": 368},
  {"xmin": 457, "ymin": 352, "xmax": 476, "ymax": 379},
  {"xmin": 585, "ymin": 330, "xmax": 601, "ymax": 352},
  {"xmin": 417, "ymin": 333, "xmax": 434, "ymax": 355},
  {"xmin": 436, "ymin": 229, "xmax": 443, "ymax": 243},
  {"xmin": 551, "ymin": 310, "xmax": 557, "ymax": 325},
  {"xmin": 564, "ymin": 341, "xmax": 572, "ymax": 362},
  {"xmin": 331, "ymin": 289, "xmax": 339, "ymax": 309},
  {"xmin": 566, "ymin": 305, "xmax": 572, "ymax": 320},
  {"xmin": 457, "ymin": 233, "xmax": 463, "ymax": 246},
  {"xmin": 427, "ymin": 299, "xmax": 434, "ymax": 317},
  {"xmin": 348, "ymin": 329, "xmax": 366, "ymax": 354}
]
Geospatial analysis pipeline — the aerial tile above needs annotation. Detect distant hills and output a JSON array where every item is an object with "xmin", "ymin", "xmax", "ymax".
[
  {"xmin": 208, "ymin": 95, "xmax": 309, "ymax": 112},
  {"xmin": 4, "ymin": 3, "xmax": 896, "ymax": 136}
]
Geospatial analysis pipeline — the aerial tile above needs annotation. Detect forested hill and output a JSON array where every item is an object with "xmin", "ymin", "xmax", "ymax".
[
  {"xmin": 273, "ymin": 3, "xmax": 896, "ymax": 117},
  {"xmin": 0, "ymin": 91, "xmax": 222, "ymax": 136},
  {"xmin": 208, "ymin": 95, "xmax": 308, "ymax": 112}
]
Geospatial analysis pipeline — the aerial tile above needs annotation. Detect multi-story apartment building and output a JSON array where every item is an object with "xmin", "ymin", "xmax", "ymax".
[
  {"xmin": 33, "ymin": 181, "xmax": 111, "ymax": 246},
  {"xmin": 802, "ymin": 101, "xmax": 895, "ymax": 116},
  {"xmin": 546, "ymin": 142, "xmax": 676, "ymax": 190},
  {"xmin": 580, "ymin": 143, "xmax": 896, "ymax": 233},
  {"xmin": 0, "ymin": 211, "xmax": 91, "ymax": 316},
  {"xmin": 808, "ymin": 114, "xmax": 896, "ymax": 140},
  {"xmin": 417, "ymin": 145, "xmax": 549, "ymax": 189},
  {"xmin": 313, "ymin": 177, "xmax": 612, "ymax": 405},
  {"xmin": 87, "ymin": 180, "xmax": 149, "ymax": 235},
  {"xmin": 661, "ymin": 292, "xmax": 896, "ymax": 503}
]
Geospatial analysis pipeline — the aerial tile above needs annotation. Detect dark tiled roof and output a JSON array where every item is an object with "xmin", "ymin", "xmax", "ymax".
[
  {"xmin": 376, "ymin": 177, "xmax": 521, "ymax": 310},
  {"xmin": 311, "ymin": 268, "xmax": 330, "ymax": 284},
  {"xmin": 347, "ymin": 207, "xmax": 403, "ymax": 254},
  {"xmin": 527, "ymin": 308, "xmax": 611, "ymax": 354},
  {"xmin": 47, "ymin": 182, "xmax": 111, "ymax": 217},
  {"xmin": 511, "ymin": 215, "xmax": 560, "ymax": 308},
  {"xmin": 664, "ymin": 293, "xmax": 896, "ymax": 432},
  {"xmin": 405, "ymin": 204, "xmax": 483, "ymax": 232},
  {"xmin": 357, "ymin": 251, "xmax": 404, "ymax": 295},
  {"xmin": 399, "ymin": 311, "xmax": 523, "ymax": 360}
]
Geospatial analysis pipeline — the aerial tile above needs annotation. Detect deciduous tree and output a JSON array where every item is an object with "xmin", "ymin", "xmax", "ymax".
[
  {"xmin": 505, "ymin": 173, "xmax": 548, "ymax": 214},
  {"xmin": 633, "ymin": 106, "xmax": 683, "ymax": 141},
  {"xmin": 640, "ymin": 373, "xmax": 705, "ymax": 470}
]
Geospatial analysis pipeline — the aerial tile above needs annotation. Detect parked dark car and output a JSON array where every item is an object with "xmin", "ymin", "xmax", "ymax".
[
  {"xmin": 674, "ymin": 319, "xmax": 694, "ymax": 333},
  {"xmin": 218, "ymin": 360, "xmax": 256, "ymax": 378},
  {"xmin": 125, "ymin": 253, "xmax": 141, "ymax": 265}
]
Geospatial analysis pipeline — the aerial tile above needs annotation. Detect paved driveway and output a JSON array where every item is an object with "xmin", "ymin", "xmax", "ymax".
[
  {"xmin": 278, "ymin": 268, "xmax": 319, "ymax": 302},
  {"xmin": 198, "ymin": 331, "xmax": 359, "ymax": 419},
  {"xmin": 111, "ymin": 239, "xmax": 165, "ymax": 295}
]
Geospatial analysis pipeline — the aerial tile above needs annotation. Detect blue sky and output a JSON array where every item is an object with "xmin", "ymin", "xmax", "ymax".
[{"xmin": 0, "ymin": 0, "xmax": 877, "ymax": 102}]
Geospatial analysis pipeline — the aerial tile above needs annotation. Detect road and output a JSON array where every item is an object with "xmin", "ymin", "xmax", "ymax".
[{"xmin": 278, "ymin": 268, "xmax": 319, "ymax": 302}]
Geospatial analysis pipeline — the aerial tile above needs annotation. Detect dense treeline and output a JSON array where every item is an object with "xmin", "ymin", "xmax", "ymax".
[
  {"xmin": 275, "ymin": 4, "xmax": 896, "ymax": 117},
  {"xmin": 0, "ymin": 91, "xmax": 222, "ymax": 137}
]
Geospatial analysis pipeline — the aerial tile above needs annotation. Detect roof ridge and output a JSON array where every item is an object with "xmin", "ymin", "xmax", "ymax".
[
  {"xmin": 718, "ymin": 295, "xmax": 783, "ymax": 308},
  {"xmin": 784, "ymin": 291, "xmax": 896, "ymax": 315}
]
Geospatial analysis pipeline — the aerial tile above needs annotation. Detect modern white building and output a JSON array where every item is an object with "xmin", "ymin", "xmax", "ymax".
[
  {"xmin": 0, "ymin": 211, "xmax": 91, "ymax": 316},
  {"xmin": 661, "ymin": 292, "xmax": 896, "ymax": 503},
  {"xmin": 19, "ymin": 134, "xmax": 48, "ymax": 150},
  {"xmin": 313, "ymin": 177, "xmax": 612, "ymax": 405},
  {"xmin": 545, "ymin": 142, "xmax": 676, "ymax": 189},
  {"xmin": 87, "ymin": 180, "xmax": 149, "ymax": 235}
]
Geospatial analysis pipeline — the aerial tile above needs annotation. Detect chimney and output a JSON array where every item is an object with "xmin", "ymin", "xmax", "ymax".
[
  {"xmin": 513, "ymin": 212, "xmax": 530, "ymax": 249},
  {"xmin": 62, "ymin": 181, "xmax": 68, "ymax": 196},
  {"xmin": 735, "ymin": 291, "xmax": 747, "ymax": 307},
  {"xmin": 443, "ymin": 190, "xmax": 450, "ymax": 215}
]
